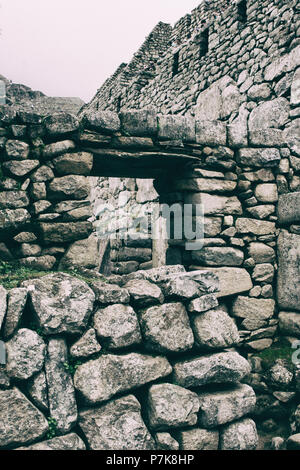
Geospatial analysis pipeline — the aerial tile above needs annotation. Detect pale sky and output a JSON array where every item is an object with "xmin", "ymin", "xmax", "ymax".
[{"xmin": 0, "ymin": 0, "xmax": 202, "ymax": 102}]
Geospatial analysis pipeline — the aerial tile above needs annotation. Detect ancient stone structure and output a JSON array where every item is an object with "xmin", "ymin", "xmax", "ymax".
[{"xmin": 0, "ymin": 0, "xmax": 299, "ymax": 451}]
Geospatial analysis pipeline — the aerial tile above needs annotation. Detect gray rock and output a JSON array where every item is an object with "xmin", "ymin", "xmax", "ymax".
[
  {"xmin": 264, "ymin": 46, "xmax": 300, "ymax": 81},
  {"xmin": 74, "ymin": 352, "xmax": 172, "ymax": 404},
  {"xmin": 39, "ymin": 221, "xmax": 92, "ymax": 244},
  {"xmin": 187, "ymin": 294, "xmax": 219, "ymax": 314},
  {"xmin": 3, "ymin": 160, "xmax": 40, "ymax": 177},
  {"xmin": 78, "ymin": 395, "xmax": 155, "ymax": 450},
  {"xmin": 248, "ymin": 243, "xmax": 275, "ymax": 263},
  {"xmin": 43, "ymin": 140, "xmax": 76, "ymax": 158},
  {"xmin": 196, "ymin": 120, "xmax": 227, "ymax": 146},
  {"xmin": 283, "ymin": 119, "xmax": 300, "ymax": 157},
  {"xmin": 255, "ymin": 183, "xmax": 278, "ymax": 203},
  {"xmin": 174, "ymin": 351, "xmax": 250, "ymax": 388},
  {"xmin": 147, "ymin": 383, "xmax": 200, "ymax": 430},
  {"xmin": 94, "ymin": 304, "xmax": 142, "ymax": 350},
  {"xmin": 17, "ymin": 433, "xmax": 86, "ymax": 450},
  {"xmin": 48, "ymin": 175, "xmax": 90, "ymax": 200},
  {"xmin": 140, "ymin": 302, "xmax": 194, "ymax": 353},
  {"xmin": 291, "ymin": 68, "xmax": 300, "ymax": 106},
  {"xmin": 0, "ymin": 285, "xmax": 7, "ymax": 330},
  {"xmin": 3, "ymin": 288, "xmax": 27, "ymax": 338},
  {"xmin": 252, "ymin": 263, "xmax": 274, "ymax": 283},
  {"xmin": 237, "ymin": 148, "xmax": 281, "ymax": 167},
  {"xmin": 189, "ymin": 268, "xmax": 252, "ymax": 298},
  {"xmin": 191, "ymin": 307, "xmax": 240, "ymax": 349},
  {"xmin": 248, "ymin": 97, "xmax": 289, "ymax": 131},
  {"xmin": 120, "ymin": 109, "xmax": 157, "ymax": 137},
  {"xmin": 27, "ymin": 370, "xmax": 49, "ymax": 411},
  {"xmin": 198, "ymin": 384, "xmax": 256, "ymax": 428},
  {"xmin": 279, "ymin": 312, "xmax": 300, "ymax": 336},
  {"xmin": 83, "ymin": 110, "xmax": 120, "ymax": 133},
  {"xmin": 53, "ymin": 152, "xmax": 93, "ymax": 176},
  {"xmin": 173, "ymin": 178, "xmax": 237, "ymax": 193},
  {"xmin": 178, "ymin": 428, "xmax": 219, "ymax": 450},
  {"xmin": 19, "ymin": 255, "xmax": 56, "ymax": 271},
  {"xmin": 70, "ymin": 328, "xmax": 101, "ymax": 358},
  {"xmin": 191, "ymin": 247, "xmax": 244, "ymax": 266},
  {"xmin": 277, "ymin": 231, "xmax": 300, "ymax": 311},
  {"xmin": 155, "ymin": 432, "xmax": 179, "ymax": 450},
  {"xmin": 30, "ymin": 165, "xmax": 55, "ymax": 182},
  {"xmin": 59, "ymin": 233, "xmax": 99, "ymax": 270},
  {"xmin": 270, "ymin": 437, "xmax": 285, "ymax": 450},
  {"xmin": 161, "ymin": 277, "xmax": 199, "ymax": 300},
  {"xmin": 5, "ymin": 139, "xmax": 29, "ymax": 159},
  {"xmin": 220, "ymin": 418, "xmax": 258, "ymax": 450},
  {"xmin": 44, "ymin": 113, "xmax": 79, "ymax": 136},
  {"xmin": 90, "ymin": 281, "xmax": 130, "ymax": 304},
  {"xmin": 6, "ymin": 329, "xmax": 46, "ymax": 381},
  {"xmin": 249, "ymin": 129, "xmax": 283, "ymax": 147},
  {"xmin": 286, "ymin": 434, "xmax": 300, "ymax": 450},
  {"xmin": 278, "ymin": 192, "xmax": 300, "ymax": 225},
  {"xmin": 0, "ymin": 208, "xmax": 30, "ymax": 232},
  {"xmin": 0, "ymin": 387, "xmax": 48, "ymax": 448},
  {"xmin": 227, "ymin": 105, "xmax": 249, "ymax": 148},
  {"xmin": 45, "ymin": 338, "xmax": 78, "ymax": 434},
  {"xmin": 236, "ymin": 218, "xmax": 276, "ymax": 235},
  {"xmin": 184, "ymin": 193, "xmax": 242, "ymax": 215},
  {"xmin": 124, "ymin": 279, "xmax": 164, "ymax": 307},
  {"xmin": 267, "ymin": 361, "xmax": 294, "ymax": 389},
  {"xmin": 232, "ymin": 297, "xmax": 275, "ymax": 330},
  {"xmin": 0, "ymin": 191, "xmax": 29, "ymax": 209},
  {"xmin": 25, "ymin": 272, "xmax": 95, "ymax": 335}
]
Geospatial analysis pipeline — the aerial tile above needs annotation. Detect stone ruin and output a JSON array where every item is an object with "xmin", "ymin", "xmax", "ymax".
[{"xmin": 0, "ymin": 0, "xmax": 299, "ymax": 451}]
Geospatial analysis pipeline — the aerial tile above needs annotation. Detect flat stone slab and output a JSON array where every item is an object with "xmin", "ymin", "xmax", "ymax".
[
  {"xmin": 16, "ymin": 433, "xmax": 86, "ymax": 450},
  {"xmin": 78, "ymin": 395, "xmax": 156, "ymax": 450},
  {"xmin": 188, "ymin": 268, "xmax": 252, "ymax": 298},
  {"xmin": 74, "ymin": 352, "xmax": 172, "ymax": 404},
  {"xmin": 278, "ymin": 192, "xmax": 300, "ymax": 225},
  {"xmin": 277, "ymin": 231, "xmax": 300, "ymax": 311}
]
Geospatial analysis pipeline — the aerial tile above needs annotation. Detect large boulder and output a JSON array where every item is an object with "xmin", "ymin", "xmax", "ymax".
[
  {"xmin": 248, "ymin": 97, "xmax": 290, "ymax": 131},
  {"xmin": 45, "ymin": 339, "xmax": 78, "ymax": 434},
  {"xmin": 188, "ymin": 268, "xmax": 252, "ymax": 298},
  {"xmin": 24, "ymin": 273, "xmax": 95, "ymax": 335},
  {"xmin": 173, "ymin": 351, "xmax": 250, "ymax": 388},
  {"xmin": 38, "ymin": 221, "xmax": 92, "ymax": 244},
  {"xmin": 124, "ymin": 279, "xmax": 164, "ymax": 307},
  {"xmin": 139, "ymin": 302, "xmax": 194, "ymax": 353},
  {"xmin": 78, "ymin": 395, "xmax": 155, "ymax": 450},
  {"xmin": 220, "ymin": 418, "xmax": 258, "ymax": 450},
  {"xmin": 74, "ymin": 353, "xmax": 172, "ymax": 404},
  {"xmin": 48, "ymin": 175, "xmax": 90, "ymax": 200},
  {"xmin": 44, "ymin": 113, "xmax": 79, "ymax": 136},
  {"xmin": 0, "ymin": 387, "xmax": 48, "ymax": 448},
  {"xmin": 59, "ymin": 233, "xmax": 99, "ymax": 270},
  {"xmin": 147, "ymin": 383, "xmax": 200, "ymax": 430},
  {"xmin": 232, "ymin": 296, "xmax": 275, "ymax": 330},
  {"xmin": 277, "ymin": 231, "xmax": 300, "ymax": 311},
  {"xmin": 6, "ymin": 329, "xmax": 46, "ymax": 381},
  {"xmin": 53, "ymin": 152, "xmax": 93, "ymax": 176}
]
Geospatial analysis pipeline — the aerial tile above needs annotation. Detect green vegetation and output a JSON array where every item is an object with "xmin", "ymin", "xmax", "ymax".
[
  {"xmin": 46, "ymin": 417, "xmax": 58, "ymax": 440},
  {"xmin": 63, "ymin": 358, "xmax": 83, "ymax": 376},
  {"xmin": 256, "ymin": 340, "xmax": 295, "ymax": 369},
  {"xmin": 0, "ymin": 260, "xmax": 106, "ymax": 289}
]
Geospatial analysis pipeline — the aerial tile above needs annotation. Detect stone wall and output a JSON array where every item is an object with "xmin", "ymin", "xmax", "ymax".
[
  {"xmin": 82, "ymin": 0, "xmax": 299, "ymax": 116},
  {"xmin": 0, "ymin": 266, "xmax": 260, "ymax": 450}
]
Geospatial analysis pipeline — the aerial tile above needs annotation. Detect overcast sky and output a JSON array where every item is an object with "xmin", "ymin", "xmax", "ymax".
[{"xmin": 0, "ymin": 0, "xmax": 202, "ymax": 102}]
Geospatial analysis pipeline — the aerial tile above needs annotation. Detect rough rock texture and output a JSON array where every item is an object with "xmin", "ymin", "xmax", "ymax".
[
  {"xmin": 178, "ymin": 429, "xmax": 219, "ymax": 451},
  {"xmin": 25, "ymin": 273, "xmax": 95, "ymax": 335},
  {"xmin": 70, "ymin": 329, "xmax": 101, "ymax": 358},
  {"xmin": 124, "ymin": 279, "xmax": 164, "ymax": 306},
  {"xmin": 3, "ymin": 288, "xmax": 27, "ymax": 338},
  {"xmin": 45, "ymin": 339, "xmax": 78, "ymax": 434},
  {"xmin": 17, "ymin": 433, "xmax": 86, "ymax": 450},
  {"xmin": 74, "ymin": 353, "xmax": 172, "ymax": 404},
  {"xmin": 220, "ymin": 418, "xmax": 258, "ymax": 450},
  {"xmin": 173, "ymin": 352, "xmax": 250, "ymax": 388},
  {"xmin": 27, "ymin": 370, "xmax": 49, "ymax": 411},
  {"xmin": 78, "ymin": 395, "xmax": 156, "ymax": 450},
  {"xmin": 277, "ymin": 231, "xmax": 300, "ymax": 312},
  {"xmin": 147, "ymin": 383, "xmax": 200, "ymax": 430},
  {"xmin": 0, "ymin": 387, "xmax": 48, "ymax": 448}
]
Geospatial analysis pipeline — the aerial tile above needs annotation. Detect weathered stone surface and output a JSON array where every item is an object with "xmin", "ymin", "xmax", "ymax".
[
  {"xmin": 283, "ymin": 119, "xmax": 300, "ymax": 156},
  {"xmin": 178, "ymin": 428, "xmax": 219, "ymax": 450},
  {"xmin": 291, "ymin": 68, "xmax": 300, "ymax": 106},
  {"xmin": 161, "ymin": 277, "xmax": 199, "ymax": 300},
  {"xmin": 53, "ymin": 152, "xmax": 93, "ymax": 176},
  {"xmin": 183, "ymin": 270, "xmax": 220, "ymax": 295},
  {"xmin": 19, "ymin": 255, "xmax": 56, "ymax": 271},
  {"xmin": 120, "ymin": 109, "xmax": 157, "ymax": 137},
  {"xmin": 148, "ymin": 383, "xmax": 199, "ymax": 430},
  {"xmin": 237, "ymin": 148, "xmax": 281, "ymax": 167},
  {"xmin": 266, "ymin": 360, "xmax": 293, "ymax": 390},
  {"xmin": 248, "ymin": 243, "xmax": 275, "ymax": 263},
  {"xmin": 39, "ymin": 221, "xmax": 92, "ymax": 244},
  {"xmin": 158, "ymin": 115, "xmax": 195, "ymax": 141},
  {"xmin": 189, "ymin": 268, "xmax": 252, "ymax": 298},
  {"xmin": 44, "ymin": 113, "xmax": 79, "ymax": 135},
  {"xmin": 227, "ymin": 105, "xmax": 249, "ymax": 148},
  {"xmin": 136, "ymin": 178, "xmax": 158, "ymax": 203},
  {"xmin": 248, "ymin": 83, "xmax": 271, "ymax": 101},
  {"xmin": 17, "ymin": 433, "xmax": 86, "ymax": 450},
  {"xmin": 25, "ymin": 273, "xmax": 95, "ymax": 335},
  {"xmin": 174, "ymin": 352, "xmax": 250, "ymax": 388},
  {"xmin": 198, "ymin": 384, "xmax": 256, "ymax": 428},
  {"xmin": 0, "ymin": 285, "xmax": 7, "ymax": 330},
  {"xmin": 278, "ymin": 192, "xmax": 300, "ymax": 225},
  {"xmin": 187, "ymin": 294, "xmax": 219, "ymax": 314},
  {"xmin": 185, "ymin": 193, "xmax": 242, "ymax": 215},
  {"xmin": 5, "ymin": 139, "xmax": 29, "ymax": 159},
  {"xmin": 255, "ymin": 183, "xmax": 278, "ymax": 203},
  {"xmin": 203, "ymin": 217, "xmax": 223, "ymax": 237},
  {"xmin": 249, "ymin": 129, "xmax": 283, "ymax": 147},
  {"xmin": 19, "ymin": 243, "xmax": 42, "ymax": 257},
  {"xmin": 70, "ymin": 328, "xmax": 101, "ymax": 358},
  {"xmin": 43, "ymin": 140, "xmax": 76, "ymax": 158},
  {"xmin": 140, "ymin": 302, "xmax": 194, "ymax": 353},
  {"xmin": 0, "ymin": 191, "xmax": 29, "ymax": 210},
  {"xmin": 3, "ymin": 288, "xmax": 27, "ymax": 338},
  {"xmin": 192, "ymin": 307, "xmax": 240, "ymax": 349},
  {"xmin": 74, "ymin": 353, "xmax": 172, "ymax": 404},
  {"xmin": 48, "ymin": 175, "xmax": 90, "ymax": 200},
  {"xmin": 277, "ymin": 231, "xmax": 300, "ymax": 311},
  {"xmin": 30, "ymin": 165, "xmax": 54, "ymax": 182},
  {"xmin": 90, "ymin": 280, "xmax": 130, "ymax": 304},
  {"xmin": 264, "ymin": 46, "xmax": 300, "ymax": 81},
  {"xmin": 59, "ymin": 233, "xmax": 98, "ymax": 270},
  {"xmin": 196, "ymin": 120, "xmax": 227, "ymax": 146},
  {"xmin": 0, "ymin": 366, "xmax": 10, "ymax": 389},
  {"xmin": 3, "ymin": 160, "xmax": 40, "ymax": 177},
  {"xmin": 191, "ymin": 247, "xmax": 244, "ymax": 266},
  {"xmin": 155, "ymin": 433, "xmax": 179, "ymax": 450},
  {"xmin": 173, "ymin": 178, "xmax": 236, "ymax": 193},
  {"xmin": 79, "ymin": 395, "xmax": 155, "ymax": 450},
  {"xmin": 0, "ymin": 387, "xmax": 48, "ymax": 448},
  {"xmin": 220, "ymin": 418, "xmax": 258, "ymax": 450},
  {"xmin": 252, "ymin": 263, "xmax": 274, "ymax": 283},
  {"xmin": 124, "ymin": 279, "xmax": 164, "ymax": 306},
  {"xmin": 94, "ymin": 304, "xmax": 142, "ymax": 349},
  {"xmin": 279, "ymin": 312, "xmax": 300, "ymax": 337},
  {"xmin": 27, "ymin": 370, "xmax": 49, "ymax": 412},
  {"xmin": 248, "ymin": 98, "xmax": 289, "ymax": 131},
  {"xmin": 232, "ymin": 297, "xmax": 275, "ymax": 330},
  {"xmin": 236, "ymin": 218, "xmax": 275, "ymax": 235},
  {"xmin": 45, "ymin": 339, "xmax": 77, "ymax": 434},
  {"xmin": 286, "ymin": 434, "xmax": 300, "ymax": 450},
  {"xmin": 6, "ymin": 328, "xmax": 46, "ymax": 381},
  {"xmin": 83, "ymin": 110, "xmax": 120, "ymax": 133}
]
